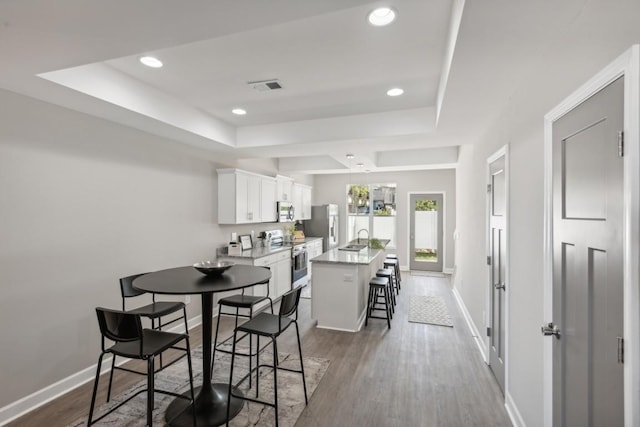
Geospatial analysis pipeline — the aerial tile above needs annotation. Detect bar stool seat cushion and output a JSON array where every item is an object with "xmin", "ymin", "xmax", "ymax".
[
  {"xmin": 218, "ymin": 294, "xmax": 269, "ymax": 309},
  {"xmin": 236, "ymin": 312, "xmax": 294, "ymax": 338}
]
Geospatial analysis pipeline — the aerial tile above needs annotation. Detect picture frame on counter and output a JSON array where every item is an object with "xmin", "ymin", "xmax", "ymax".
[{"xmin": 239, "ymin": 234, "xmax": 253, "ymax": 250}]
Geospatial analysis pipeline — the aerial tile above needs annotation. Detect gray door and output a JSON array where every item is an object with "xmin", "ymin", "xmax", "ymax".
[
  {"xmin": 488, "ymin": 155, "xmax": 506, "ymax": 393},
  {"xmin": 409, "ymin": 193, "xmax": 443, "ymax": 271},
  {"xmin": 550, "ymin": 77, "xmax": 624, "ymax": 426}
]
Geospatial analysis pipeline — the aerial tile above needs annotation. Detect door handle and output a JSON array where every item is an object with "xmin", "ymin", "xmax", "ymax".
[
  {"xmin": 541, "ymin": 322, "xmax": 561, "ymax": 339},
  {"xmin": 494, "ymin": 282, "xmax": 505, "ymax": 290}
]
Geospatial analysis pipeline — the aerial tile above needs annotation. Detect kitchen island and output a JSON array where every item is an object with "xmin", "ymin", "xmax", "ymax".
[{"xmin": 310, "ymin": 247, "xmax": 385, "ymax": 331}]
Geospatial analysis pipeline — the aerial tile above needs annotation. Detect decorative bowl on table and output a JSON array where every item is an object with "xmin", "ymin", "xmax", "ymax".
[{"xmin": 193, "ymin": 260, "xmax": 234, "ymax": 276}]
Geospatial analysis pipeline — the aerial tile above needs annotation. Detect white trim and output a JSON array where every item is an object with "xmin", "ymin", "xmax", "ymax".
[
  {"xmin": 443, "ymin": 267, "xmax": 454, "ymax": 274},
  {"xmin": 407, "ymin": 191, "xmax": 447, "ymax": 272},
  {"xmin": 543, "ymin": 44, "xmax": 640, "ymax": 427},
  {"xmin": 452, "ymin": 287, "xmax": 488, "ymax": 362},
  {"xmin": 0, "ymin": 314, "xmax": 202, "ymax": 426},
  {"xmin": 505, "ymin": 391, "xmax": 526, "ymax": 427},
  {"xmin": 485, "ymin": 145, "xmax": 510, "ymax": 401}
]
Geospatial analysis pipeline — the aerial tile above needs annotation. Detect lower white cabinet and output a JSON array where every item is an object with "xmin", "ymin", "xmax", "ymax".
[{"xmin": 218, "ymin": 250, "xmax": 292, "ymax": 311}]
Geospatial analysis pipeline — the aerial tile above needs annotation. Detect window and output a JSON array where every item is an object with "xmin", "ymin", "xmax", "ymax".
[{"xmin": 346, "ymin": 183, "xmax": 396, "ymax": 248}]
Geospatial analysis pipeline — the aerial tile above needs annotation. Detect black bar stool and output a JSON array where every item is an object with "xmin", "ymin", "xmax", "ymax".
[
  {"xmin": 383, "ymin": 258, "xmax": 401, "ymax": 295},
  {"xmin": 226, "ymin": 286, "xmax": 307, "ymax": 427},
  {"xmin": 365, "ymin": 277, "xmax": 392, "ymax": 328},
  {"xmin": 211, "ymin": 268, "xmax": 273, "ymax": 385},
  {"xmin": 385, "ymin": 255, "xmax": 402, "ymax": 288},
  {"xmin": 376, "ymin": 268, "xmax": 396, "ymax": 311}
]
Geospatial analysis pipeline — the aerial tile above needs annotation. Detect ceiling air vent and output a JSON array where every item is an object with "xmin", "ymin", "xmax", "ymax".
[{"xmin": 248, "ymin": 79, "xmax": 283, "ymax": 92}]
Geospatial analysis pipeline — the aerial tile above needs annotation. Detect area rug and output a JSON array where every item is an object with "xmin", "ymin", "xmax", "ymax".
[
  {"xmin": 408, "ymin": 295, "xmax": 454, "ymax": 327},
  {"xmin": 70, "ymin": 345, "xmax": 330, "ymax": 426}
]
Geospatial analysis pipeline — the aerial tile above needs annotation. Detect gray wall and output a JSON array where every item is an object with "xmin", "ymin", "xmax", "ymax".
[
  {"xmin": 0, "ymin": 90, "xmax": 292, "ymax": 410},
  {"xmin": 453, "ymin": 6, "xmax": 640, "ymax": 426},
  {"xmin": 313, "ymin": 169, "xmax": 456, "ymax": 271}
]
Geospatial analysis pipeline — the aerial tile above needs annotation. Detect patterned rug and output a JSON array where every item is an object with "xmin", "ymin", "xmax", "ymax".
[
  {"xmin": 71, "ymin": 344, "xmax": 330, "ymax": 426},
  {"xmin": 408, "ymin": 295, "xmax": 454, "ymax": 327}
]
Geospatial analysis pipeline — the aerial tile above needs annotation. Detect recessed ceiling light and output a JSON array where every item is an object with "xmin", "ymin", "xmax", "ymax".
[
  {"xmin": 387, "ymin": 88, "xmax": 404, "ymax": 97},
  {"xmin": 346, "ymin": 154, "xmax": 355, "ymax": 159},
  {"xmin": 232, "ymin": 108, "xmax": 247, "ymax": 115},
  {"xmin": 356, "ymin": 163, "xmax": 365, "ymax": 168},
  {"xmin": 368, "ymin": 7, "xmax": 397, "ymax": 26},
  {"xmin": 139, "ymin": 56, "xmax": 163, "ymax": 68}
]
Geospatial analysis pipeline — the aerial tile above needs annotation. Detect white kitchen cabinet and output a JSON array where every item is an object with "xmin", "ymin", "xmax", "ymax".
[
  {"xmin": 253, "ymin": 251, "xmax": 292, "ymax": 302},
  {"xmin": 300, "ymin": 185, "xmax": 312, "ymax": 219},
  {"xmin": 275, "ymin": 254, "xmax": 292, "ymax": 296},
  {"xmin": 217, "ymin": 169, "xmax": 269, "ymax": 224},
  {"xmin": 218, "ymin": 250, "xmax": 292, "ymax": 311},
  {"xmin": 218, "ymin": 169, "xmax": 309, "ymax": 224},
  {"xmin": 292, "ymin": 183, "xmax": 312, "ymax": 220},
  {"xmin": 276, "ymin": 175, "xmax": 294, "ymax": 202},
  {"xmin": 260, "ymin": 176, "xmax": 277, "ymax": 222}
]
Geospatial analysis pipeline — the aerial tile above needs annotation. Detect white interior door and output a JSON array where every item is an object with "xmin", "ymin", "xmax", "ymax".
[
  {"xmin": 549, "ymin": 76, "xmax": 624, "ymax": 426},
  {"xmin": 488, "ymin": 152, "xmax": 507, "ymax": 393}
]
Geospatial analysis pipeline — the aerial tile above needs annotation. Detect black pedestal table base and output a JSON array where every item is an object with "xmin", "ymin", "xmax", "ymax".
[{"xmin": 165, "ymin": 383, "xmax": 244, "ymax": 427}]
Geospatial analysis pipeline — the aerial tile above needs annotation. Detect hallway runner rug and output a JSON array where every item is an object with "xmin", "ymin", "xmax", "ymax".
[
  {"xmin": 408, "ymin": 295, "xmax": 454, "ymax": 327},
  {"xmin": 70, "ymin": 345, "xmax": 330, "ymax": 426}
]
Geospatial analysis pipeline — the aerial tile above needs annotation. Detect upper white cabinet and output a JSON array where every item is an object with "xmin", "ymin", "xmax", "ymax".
[
  {"xmin": 260, "ymin": 176, "xmax": 277, "ymax": 223},
  {"xmin": 218, "ymin": 169, "xmax": 310, "ymax": 224},
  {"xmin": 276, "ymin": 175, "xmax": 293, "ymax": 202},
  {"xmin": 218, "ymin": 169, "xmax": 266, "ymax": 224},
  {"xmin": 292, "ymin": 183, "xmax": 312, "ymax": 220}
]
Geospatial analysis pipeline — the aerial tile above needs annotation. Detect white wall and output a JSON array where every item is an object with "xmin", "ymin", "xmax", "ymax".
[
  {"xmin": 313, "ymin": 169, "xmax": 456, "ymax": 271},
  {"xmin": 453, "ymin": 4, "xmax": 640, "ymax": 425},
  {"xmin": 0, "ymin": 89, "xmax": 284, "ymax": 413}
]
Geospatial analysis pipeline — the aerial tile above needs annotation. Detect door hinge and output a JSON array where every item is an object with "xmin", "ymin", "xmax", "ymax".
[
  {"xmin": 486, "ymin": 327, "xmax": 491, "ymax": 337},
  {"xmin": 618, "ymin": 336, "xmax": 624, "ymax": 364},
  {"xmin": 487, "ymin": 256, "xmax": 492, "ymax": 265},
  {"xmin": 618, "ymin": 131, "xmax": 624, "ymax": 157},
  {"xmin": 487, "ymin": 184, "xmax": 492, "ymax": 193}
]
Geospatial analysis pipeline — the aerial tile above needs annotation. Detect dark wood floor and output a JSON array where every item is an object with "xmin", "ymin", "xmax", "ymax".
[{"xmin": 8, "ymin": 273, "xmax": 512, "ymax": 427}]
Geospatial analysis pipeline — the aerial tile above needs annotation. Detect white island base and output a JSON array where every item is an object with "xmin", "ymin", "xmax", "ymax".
[{"xmin": 310, "ymin": 248, "xmax": 385, "ymax": 332}]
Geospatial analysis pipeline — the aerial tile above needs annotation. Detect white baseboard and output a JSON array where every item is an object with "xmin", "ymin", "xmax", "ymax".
[
  {"xmin": 505, "ymin": 391, "xmax": 526, "ymax": 427},
  {"xmin": 0, "ymin": 314, "xmax": 202, "ymax": 427},
  {"xmin": 451, "ymin": 286, "xmax": 488, "ymax": 363}
]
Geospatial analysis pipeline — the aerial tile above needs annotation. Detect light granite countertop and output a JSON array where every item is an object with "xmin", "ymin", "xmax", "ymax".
[
  {"xmin": 311, "ymin": 247, "xmax": 384, "ymax": 265},
  {"xmin": 218, "ymin": 245, "xmax": 291, "ymax": 260},
  {"xmin": 216, "ymin": 237, "xmax": 323, "ymax": 260}
]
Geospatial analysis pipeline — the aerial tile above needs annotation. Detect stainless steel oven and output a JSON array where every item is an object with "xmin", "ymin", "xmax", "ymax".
[{"xmin": 292, "ymin": 243, "xmax": 308, "ymax": 287}]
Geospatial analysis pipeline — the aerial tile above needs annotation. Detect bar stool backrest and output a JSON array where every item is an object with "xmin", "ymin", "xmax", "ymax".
[
  {"xmin": 96, "ymin": 308, "xmax": 143, "ymax": 354},
  {"xmin": 119, "ymin": 273, "xmax": 151, "ymax": 311},
  {"xmin": 279, "ymin": 286, "xmax": 302, "ymax": 319}
]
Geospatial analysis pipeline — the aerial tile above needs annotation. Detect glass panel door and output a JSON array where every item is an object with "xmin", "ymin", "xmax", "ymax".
[{"xmin": 410, "ymin": 193, "xmax": 443, "ymax": 271}]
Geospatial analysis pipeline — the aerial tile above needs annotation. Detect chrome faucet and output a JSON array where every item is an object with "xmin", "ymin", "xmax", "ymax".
[{"xmin": 357, "ymin": 229, "xmax": 369, "ymax": 244}]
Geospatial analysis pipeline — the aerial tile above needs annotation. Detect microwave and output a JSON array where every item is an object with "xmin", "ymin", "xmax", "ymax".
[{"xmin": 277, "ymin": 201, "xmax": 295, "ymax": 222}]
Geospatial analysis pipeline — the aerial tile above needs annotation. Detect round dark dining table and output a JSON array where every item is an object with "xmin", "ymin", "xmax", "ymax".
[{"xmin": 134, "ymin": 264, "xmax": 271, "ymax": 427}]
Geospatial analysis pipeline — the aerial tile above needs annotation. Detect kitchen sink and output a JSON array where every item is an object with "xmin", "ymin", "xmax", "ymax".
[{"xmin": 338, "ymin": 244, "xmax": 368, "ymax": 252}]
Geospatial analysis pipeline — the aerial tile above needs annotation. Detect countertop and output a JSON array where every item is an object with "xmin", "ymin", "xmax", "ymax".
[
  {"xmin": 217, "ymin": 236, "xmax": 322, "ymax": 260},
  {"xmin": 291, "ymin": 236, "xmax": 323, "ymax": 245},
  {"xmin": 311, "ymin": 247, "xmax": 384, "ymax": 265},
  {"xmin": 218, "ymin": 244, "xmax": 291, "ymax": 260}
]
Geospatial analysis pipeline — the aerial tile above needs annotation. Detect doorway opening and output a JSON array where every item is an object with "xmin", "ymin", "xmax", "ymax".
[{"xmin": 409, "ymin": 193, "xmax": 444, "ymax": 272}]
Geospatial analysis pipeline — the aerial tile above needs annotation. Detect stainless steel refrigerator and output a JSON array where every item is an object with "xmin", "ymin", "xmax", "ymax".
[{"xmin": 304, "ymin": 204, "xmax": 339, "ymax": 252}]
